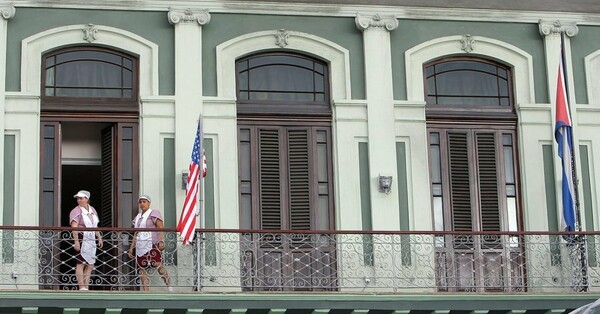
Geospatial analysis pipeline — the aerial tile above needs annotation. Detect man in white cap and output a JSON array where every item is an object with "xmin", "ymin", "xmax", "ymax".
[
  {"xmin": 128, "ymin": 194, "xmax": 173, "ymax": 292},
  {"xmin": 69, "ymin": 190, "xmax": 103, "ymax": 291}
]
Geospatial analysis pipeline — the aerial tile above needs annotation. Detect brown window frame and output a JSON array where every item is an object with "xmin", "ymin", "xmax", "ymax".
[
  {"xmin": 427, "ymin": 123, "xmax": 522, "ymax": 233},
  {"xmin": 424, "ymin": 57, "xmax": 515, "ymax": 121},
  {"xmin": 41, "ymin": 46, "xmax": 140, "ymax": 115},
  {"xmin": 236, "ymin": 52, "xmax": 331, "ymax": 117}
]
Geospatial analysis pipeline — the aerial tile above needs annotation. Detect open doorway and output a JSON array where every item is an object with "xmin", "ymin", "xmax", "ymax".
[
  {"xmin": 60, "ymin": 122, "xmax": 107, "ymax": 227},
  {"xmin": 59, "ymin": 122, "xmax": 113, "ymax": 290}
]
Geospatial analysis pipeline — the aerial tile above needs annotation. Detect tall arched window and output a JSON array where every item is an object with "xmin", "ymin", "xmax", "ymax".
[
  {"xmin": 236, "ymin": 52, "xmax": 335, "ymax": 291},
  {"xmin": 425, "ymin": 57, "xmax": 522, "ymax": 292},
  {"xmin": 42, "ymin": 46, "xmax": 139, "ymax": 113}
]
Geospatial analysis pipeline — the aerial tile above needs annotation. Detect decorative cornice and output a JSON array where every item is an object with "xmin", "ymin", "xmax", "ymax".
[
  {"xmin": 538, "ymin": 20, "xmax": 579, "ymax": 37},
  {"xmin": 82, "ymin": 24, "xmax": 98, "ymax": 43},
  {"xmin": 1, "ymin": 5, "xmax": 16, "ymax": 20},
  {"xmin": 355, "ymin": 13, "xmax": 398, "ymax": 31},
  {"xmin": 168, "ymin": 8, "xmax": 211, "ymax": 25},
  {"xmin": 460, "ymin": 34, "xmax": 475, "ymax": 53},
  {"xmin": 275, "ymin": 29, "xmax": 289, "ymax": 48}
]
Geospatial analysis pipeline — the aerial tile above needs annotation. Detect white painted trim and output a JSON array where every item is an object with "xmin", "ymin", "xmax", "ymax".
[
  {"xmin": 21, "ymin": 24, "xmax": 159, "ymax": 96},
  {"xmin": 216, "ymin": 29, "xmax": 350, "ymax": 101},
  {"xmin": 585, "ymin": 49, "xmax": 600, "ymax": 106},
  {"xmin": 10, "ymin": 1, "xmax": 600, "ymax": 26},
  {"xmin": 405, "ymin": 35, "xmax": 535, "ymax": 106}
]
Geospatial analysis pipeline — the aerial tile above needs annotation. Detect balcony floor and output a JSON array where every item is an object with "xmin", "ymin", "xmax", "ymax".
[{"xmin": 0, "ymin": 291, "xmax": 599, "ymax": 314}]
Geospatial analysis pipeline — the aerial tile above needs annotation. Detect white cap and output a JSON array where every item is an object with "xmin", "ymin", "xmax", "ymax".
[
  {"xmin": 73, "ymin": 190, "xmax": 90, "ymax": 199},
  {"xmin": 138, "ymin": 194, "xmax": 151, "ymax": 202}
]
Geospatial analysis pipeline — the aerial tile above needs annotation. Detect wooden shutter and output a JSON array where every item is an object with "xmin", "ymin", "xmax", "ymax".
[
  {"xmin": 115, "ymin": 123, "xmax": 138, "ymax": 226},
  {"xmin": 259, "ymin": 128, "xmax": 282, "ymax": 230},
  {"xmin": 475, "ymin": 132, "xmax": 501, "ymax": 231},
  {"xmin": 288, "ymin": 129, "xmax": 311, "ymax": 230},
  {"xmin": 40, "ymin": 122, "xmax": 61, "ymax": 227},
  {"xmin": 241, "ymin": 124, "xmax": 333, "ymax": 232},
  {"xmin": 447, "ymin": 132, "xmax": 472, "ymax": 231},
  {"xmin": 100, "ymin": 126, "xmax": 114, "ymax": 228}
]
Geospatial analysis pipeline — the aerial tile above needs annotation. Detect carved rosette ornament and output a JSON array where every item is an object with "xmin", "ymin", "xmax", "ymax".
[
  {"xmin": 1, "ymin": 5, "xmax": 16, "ymax": 20},
  {"xmin": 538, "ymin": 20, "xmax": 579, "ymax": 37},
  {"xmin": 275, "ymin": 29, "xmax": 289, "ymax": 48},
  {"xmin": 82, "ymin": 24, "xmax": 98, "ymax": 43},
  {"xmin": 460, "ymin": 34, "xmax": 475, "ymax": 53},
  {"xmin": 355, "ymin": 13, "xmax": 398, "ymax": 31},
  {"xmin": 168, "ymin": 8, "xmax": 211, "ymax": 25}
]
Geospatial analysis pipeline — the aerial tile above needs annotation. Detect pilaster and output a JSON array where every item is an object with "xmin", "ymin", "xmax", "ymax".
[
  {"xmin": 0, "ymin": 5, "xmax": 15, "ymax": 225},
  {"xmin": 169, "ymin": 8, "xmax": 211, "ymax": 224},
  {"xmin": 538, "ymin": 20, "xmax": 578, "ymax": 107},
  {"xmin": 355, "ymin": 13, "xmax": 400, "ymax": 230}
]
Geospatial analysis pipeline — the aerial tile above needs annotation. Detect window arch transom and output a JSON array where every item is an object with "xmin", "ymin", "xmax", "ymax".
[
  {"xmin": 236, "ymin": 52, "xmax": 330, "ymax": 116},
  {"xmin": 425, "ymin": 58, "xmax": 512, "ymax": 107},
  {"xmin": 43, "ymin": 47, "xmax": 137, "ymax": 100}
]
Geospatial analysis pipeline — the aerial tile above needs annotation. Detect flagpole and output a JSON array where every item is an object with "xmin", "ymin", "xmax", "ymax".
[
  {"xmin": 560, "ymin": 33, "xmax": 582, "ymax": 232},
  {"xmin": 560, "ymin": 32, "xmax": 588, "ymax": 291},
  {"xmin": 196, "ymin": 114, "xmax": 204, "ymax": 292}
]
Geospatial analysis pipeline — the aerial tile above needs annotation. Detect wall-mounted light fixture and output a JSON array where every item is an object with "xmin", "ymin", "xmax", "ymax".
[
  {"xmin": 378, "ymin": 175, "xmax": 393, "ymax": 195},
  {"xmin": 182, "ymin": 171, "xmax": 189, "ymax": 190}
]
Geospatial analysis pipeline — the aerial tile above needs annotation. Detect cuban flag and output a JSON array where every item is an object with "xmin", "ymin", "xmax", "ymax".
[{"xmin": 555, "ymin": 56, "xmax": 577, "ymax": 232}]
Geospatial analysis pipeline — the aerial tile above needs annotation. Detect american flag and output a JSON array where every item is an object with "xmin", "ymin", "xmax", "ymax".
[
  {"xmin": 555, "ymin": 54, "xmax": 576, "ymax": 233},
  {"xmin": 177, "ymin": 119, "xmax": 204, "ymax": 245}
]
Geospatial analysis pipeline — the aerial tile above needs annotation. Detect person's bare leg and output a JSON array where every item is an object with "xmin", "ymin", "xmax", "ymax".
[
  {"xmin": 75, "ymin": 263, "xmax": 85, "ymax": 290},
  {"xmin": 83, "ymin": 264, "xmax": 94, "ymax": 290},
  {"xmin": 139, "ymin": 268, "xmax": 150, "ymax": 291},
  {"xmin": 157, "ymin": 263, "xmax": 171, "ymax": 287}
]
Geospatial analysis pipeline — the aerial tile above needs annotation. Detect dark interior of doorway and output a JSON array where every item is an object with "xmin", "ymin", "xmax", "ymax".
[
  {"xmin": 61, "ymin": 165, "xmax": 102, "ymax": 227},
  {"xmin": 60, "ymin": 164, "xmax": 105, "ymax": 290}
]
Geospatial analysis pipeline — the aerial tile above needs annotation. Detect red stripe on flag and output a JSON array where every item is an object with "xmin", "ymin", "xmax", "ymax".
[{"xmin": 177, "ymin": 119, "xmax": 204, "ymax": 245}]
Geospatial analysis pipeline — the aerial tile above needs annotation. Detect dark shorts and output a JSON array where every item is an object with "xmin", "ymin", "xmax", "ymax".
[{"xmin": 136, "ymin": 244, "xmax": 162, "ymax": 268}]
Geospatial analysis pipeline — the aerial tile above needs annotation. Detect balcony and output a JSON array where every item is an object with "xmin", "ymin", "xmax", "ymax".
[{"xmin": 0, "ymin": 227, "xmax": 599, "ymax": 313}]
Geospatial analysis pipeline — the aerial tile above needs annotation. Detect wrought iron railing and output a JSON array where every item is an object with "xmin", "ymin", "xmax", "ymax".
[{"xmin": 0, "ymin": 227, "xmax": 598, "ymax": 293}]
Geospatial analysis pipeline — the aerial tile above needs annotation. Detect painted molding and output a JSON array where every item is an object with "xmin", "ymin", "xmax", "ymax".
[
  {"xmin": 585, "ymin": 49, "xmax": 600, "ymax": 106},
  {"xmin": 538, "ymin": 20, "xmax": 579, "ymax": 37},
  {"xmin": 274, "ymin": 29, "xmax": 289, "ymax": 48},
  {"xmin": 20, "ymin": 24, "xmax": 159, "ymax": 96},
  {"xmin": 0, "ymin": 5, "xmax": 15, "ymax": 19},
  {"xmin": 82, "ymin": 24, "xmax": 98, "ymax": 43},
  {"xmin": 8, "ymin": 1, "xmax": 600, "ymax": 26},
  {"xmin": 355, "ymin": 13, "xmax": 398, "ymax": 31},
  {"xmin": 460, "ymin": 34, "xmax": 475, "ymax": 53},
  {"xmin": 168, "ymin": 8, "xmax": 211, "ymax": 25},
  {"xmin": 405, "ymin": 35, "xmax": 535, "ymax": 105},
  {"xmin": 216, "ymin": 29, "xmax": 351, "ymax": 101}
]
